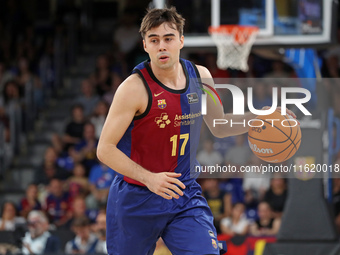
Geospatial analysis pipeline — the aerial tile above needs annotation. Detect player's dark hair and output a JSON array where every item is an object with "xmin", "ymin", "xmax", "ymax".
[{"xmin": 140, "ymin": 6, "xmax": 185, "ymax": 39}]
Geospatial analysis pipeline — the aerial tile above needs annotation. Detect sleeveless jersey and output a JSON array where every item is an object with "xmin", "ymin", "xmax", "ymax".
[{"xmin": 117, "ymin": 59, "xmax": 203, "ymax": 186}]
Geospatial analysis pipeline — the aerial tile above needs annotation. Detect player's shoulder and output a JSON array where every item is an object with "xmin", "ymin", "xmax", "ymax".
[
  {"xmin": 193, "ymin": 64, "xmax": 213, "ymax": 78},
  {"xmin": 116, "ymin": 73, "xmax": 145, "ymax": 95},
  {"xmin": 112, "ymin": 73, "xmax": 148, "ymax": 109},
  {"xmin": 121, "ymin": 72, "xmax": 144, "ymax": 87}
]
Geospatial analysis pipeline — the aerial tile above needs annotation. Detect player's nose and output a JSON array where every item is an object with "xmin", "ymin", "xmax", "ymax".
[{"xmin": 158, "ymin": 40, "xmax": 166, "ymax": 51}]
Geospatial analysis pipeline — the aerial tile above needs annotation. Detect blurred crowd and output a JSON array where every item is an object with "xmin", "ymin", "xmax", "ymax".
[
  {"xmin": 1, "ymin": 0, "xmax": 340, "ymax": 254},
  {"xmin": 197, "ymin": 136, "xmax": 286, "ymax": 238}
]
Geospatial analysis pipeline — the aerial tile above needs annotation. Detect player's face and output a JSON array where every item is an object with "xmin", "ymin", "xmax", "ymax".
[{"xmin": 143, "ymin": 22, "xmax": 184, "ymax": 70}]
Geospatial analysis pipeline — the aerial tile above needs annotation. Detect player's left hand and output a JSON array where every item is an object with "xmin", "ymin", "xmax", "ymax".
[
  {"xmin": 276, "ymin": 107, "xmax": 296, "ymax": 118},
  {"xmin": 145, "ymin": 172, "xmax": 186, "ymax": 200}
]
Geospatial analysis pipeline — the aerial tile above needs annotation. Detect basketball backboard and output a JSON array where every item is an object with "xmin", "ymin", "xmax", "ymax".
[{"xmin": 154, "ymin": 0, "xmax": 338, "ymax": 48}]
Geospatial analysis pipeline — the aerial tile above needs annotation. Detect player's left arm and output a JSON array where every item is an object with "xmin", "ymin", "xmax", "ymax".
[
  {"xmin": 197, "ymin": 65, "xmax": 297, "ymax": 138},
  {"xmin": 197, "ymin": 65, "xmax": 256, "ymax": 137}
]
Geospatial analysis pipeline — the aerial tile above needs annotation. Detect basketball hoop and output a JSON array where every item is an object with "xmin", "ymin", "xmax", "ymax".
[{"xmin": 209, "ymin": 25, "xmax": 259, "ymax": 72}]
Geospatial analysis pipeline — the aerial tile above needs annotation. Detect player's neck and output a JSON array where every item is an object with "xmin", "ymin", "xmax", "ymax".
[{"xmin": 150, "ymin": 61, "xmax": 185, "ymax": 90}]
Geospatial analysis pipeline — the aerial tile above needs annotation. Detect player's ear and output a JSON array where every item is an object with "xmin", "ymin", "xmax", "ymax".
[
  {"xmin": 180, "ymin": 35, "xmax": 184, "ymax": 49},
  {"xmin": 143, "ymin": 40, "xmax": 148, "ymax": 53}
]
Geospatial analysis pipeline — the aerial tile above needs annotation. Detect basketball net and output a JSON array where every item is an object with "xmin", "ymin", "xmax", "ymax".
[{"xmin": 209, "ymin": 25, "xmax": 259, "ymax": 72}]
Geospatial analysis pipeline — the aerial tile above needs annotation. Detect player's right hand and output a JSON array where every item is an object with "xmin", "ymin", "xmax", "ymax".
[{"xmin": 145, "ymin": 172, "xmax": 186, "ymax": 200}]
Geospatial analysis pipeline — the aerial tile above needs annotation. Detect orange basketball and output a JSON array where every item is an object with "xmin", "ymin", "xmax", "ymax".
[{"xmin": 248, "ymin": 110, "xmax": 301, "ymax": 163}]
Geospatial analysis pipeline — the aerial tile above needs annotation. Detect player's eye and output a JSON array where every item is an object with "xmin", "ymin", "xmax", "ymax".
[
  {"xmin": 151, "ymin": 39, "xmax": 157, "ymax": 43},
  {"xmin": 165, "ymin": 38, "xmax": 172, "ymax": 42}
]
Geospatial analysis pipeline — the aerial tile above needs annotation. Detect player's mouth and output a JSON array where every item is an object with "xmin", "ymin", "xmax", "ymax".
[{"xmin": 158, "ymin": 55, "xmax": 170, "ymax": 62}]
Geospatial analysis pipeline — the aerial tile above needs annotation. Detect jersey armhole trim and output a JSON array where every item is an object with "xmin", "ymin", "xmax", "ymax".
[
  {"xmin": 132, "ymin": 69, "xmax": 152, "ymax": 120},
  {"xmin": 191, "ymin": 61, "xmax": 204, "ymax": 94},
  {"xmin": 191, "ymin": 61, "xmax": 201, "ymax": 79}
]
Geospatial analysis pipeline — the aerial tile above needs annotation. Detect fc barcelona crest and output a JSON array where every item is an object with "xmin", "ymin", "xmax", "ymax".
[{"xmin": 158, "ymin": 99, "xmax": 167, "ymax": 109}]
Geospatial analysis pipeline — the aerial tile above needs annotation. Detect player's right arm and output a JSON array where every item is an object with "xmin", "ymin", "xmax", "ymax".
[{"xmin": 96, "ymin": 74, "xmax": 185, "ymax": 200}]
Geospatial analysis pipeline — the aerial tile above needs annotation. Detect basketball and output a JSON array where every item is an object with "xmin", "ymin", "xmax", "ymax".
[{"xmin": 248, "ymin": 110, "xmax": 301, "ymax": 163}]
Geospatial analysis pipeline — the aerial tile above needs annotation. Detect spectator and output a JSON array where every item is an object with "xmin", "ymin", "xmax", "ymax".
[
  {"xmin": 0, "ymin": 201, "xmax": 25, "ymax": 231},
  {"xmin": 52, "ymin": 104, "xmax": 86, "ymax": 154},
  {"xmin": 18, "ymin": 183, "xmax": 42, "ymax": 219},
  {"xmin": 34, "ymin": 147, "xmax": 68, "ymax": 185},
  {"xmin": 21, "ymin": 210, "xmax": 60, "ymax": 255},
  {"xmin": 92, "ymin": 210, "xmax": 107, "ymax": 254},
  {"xmin": 324, "ymin": 44, "xmax": 340, "ymax": 77},
  {"xmin": 89, "ymin": 54, "xmax": 112, "ymax": 96},
  {"xmin": 249, "ymin": 202, "xmax": 281, "ymax": 236},
  {"xmin": 15, "ymin": 57, "xmax": 43, "ymax": 108},
  {"xmin": 69, "ymin": 122, "xmax": 99, "ymax": 172},
  {"xmin": 76, "ymin": 79, "xmax": 100, "ymax": 117},
  {"xmin": 86, "ymin": 163, "xmax": 115, "ymax": 209},
  {"xmin": 224, "ymin": 134, "xmax": 251, "ymax": 170},
  {"xmin": 70, "ymin": 196, "xmax": 87, "ymax": 219},
  {"xmin": 197, "ymin": 139, "xmax": 223, "ymax": 167},
  {"xmin": 223, "ymin": 135, "xmax": 251, "ymax": 206},
  {"xmin": 243, "ymin": 155, "xmax": 270, "ymax": 208},
  {"xmin": 2, "ymin": 80, "xmax": 22, "ymax": 109},
  {"xmin": 44, "ymin": 179, "xmax": 72, "ymax": 228},
  {"xmin": 90, "ymin": 101, "xmax": 109, "ymax": 139},
  {"xmin": 102, "ymin": 72, "xmax": 123, "ymax": 105},
  {"xmin": 65, "ymin": 163, "xmax": 90, "ymax": 201},
  {"xmin": 65, "ymin": 216, "xmax": 101, "ymax": 254},
  {"xmin": 64, "ymin": 196, "xmax": 97, "ymax": 229},
  {"xmin": 202, "ymin": 179, "xmax": 230, "ymax": 233},
  {"xmin": 220, "ymin": 203, "xmax": 249, "ymax": 236},
  {"xmin": 264, "ymin": 176, "xmax": 288, "ymax": 217}
]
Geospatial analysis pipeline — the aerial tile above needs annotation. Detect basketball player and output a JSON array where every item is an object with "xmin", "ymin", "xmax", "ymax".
[{"xmin": 97, "ymin": 7, "xmax": 296, "ymax": 255}]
